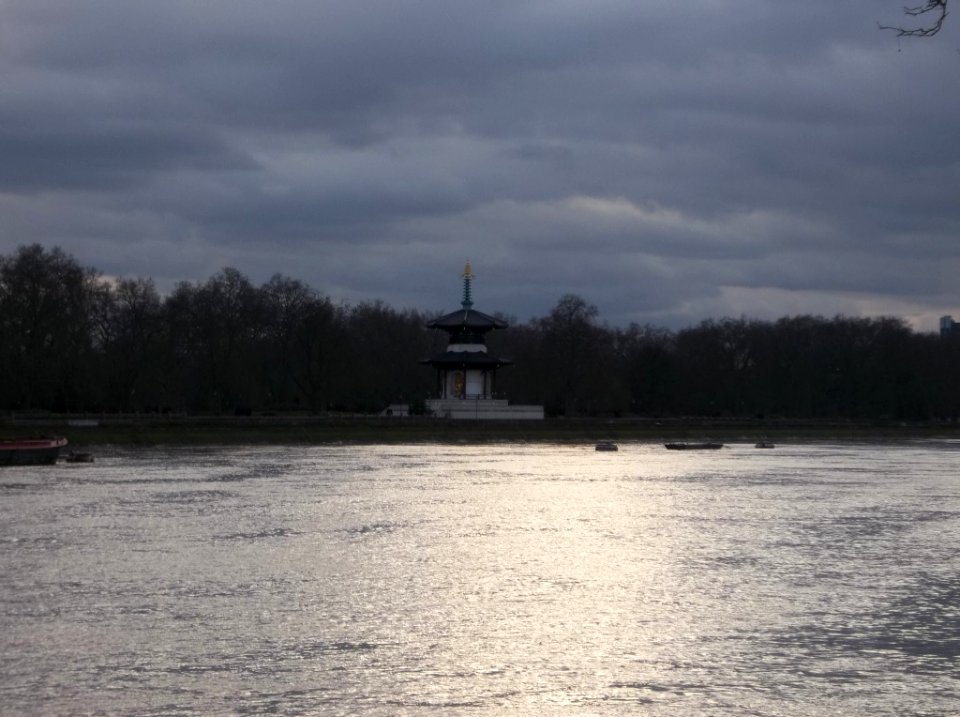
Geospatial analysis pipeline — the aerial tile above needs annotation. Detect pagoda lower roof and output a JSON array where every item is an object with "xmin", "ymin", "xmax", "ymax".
[
  {"xmin": 421, "ymin": 351, "xmax": 514, "ymax": 368},
  {"xmin": 427, "ymin": 308, "xmax": 508, "ymax": 331}
]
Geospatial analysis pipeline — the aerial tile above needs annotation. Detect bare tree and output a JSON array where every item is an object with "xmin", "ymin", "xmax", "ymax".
[
  {"xmin": 880, "ymin": 0, "xmax": 949, "ymax": 38},
  {"xmin": 0, "ymin": 244, "xmax": 100, "ymax": 410}
]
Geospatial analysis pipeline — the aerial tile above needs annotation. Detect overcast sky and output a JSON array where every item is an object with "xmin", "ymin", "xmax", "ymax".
[{"xmin": 2, "ymin": 1, "xmax": 958, "ymax": 330}]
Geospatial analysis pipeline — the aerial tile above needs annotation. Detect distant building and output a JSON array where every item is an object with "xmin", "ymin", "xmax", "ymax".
[
  {"xmin": 940, "ymin": 316, "xmax": 960, "ymax": 337},
  {"xmin": 421, "ymin": 262, "xmax": 543, "ymax": 419}
]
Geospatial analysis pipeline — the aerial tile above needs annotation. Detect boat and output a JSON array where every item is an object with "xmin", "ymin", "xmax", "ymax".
[
  {"xmin": 0, "ymin": 437, "xmax": 69, "ymax": 466},
  {"xmin": 755, "ymin": 441, "xmax": 776, "ymax": 449},
  {"xmin": 664, "ymin": 442, "xmax": 724, "ymax": 450},
  {"xmin": 65, "ymin": 451, "xmax": 95, "ymax": 463},
  {"xmin": 595, "ymin": 442, "xmax": 618, "ymax": 451}
]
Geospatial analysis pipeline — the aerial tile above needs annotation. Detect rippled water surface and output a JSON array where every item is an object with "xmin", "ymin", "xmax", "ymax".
[{"xmin": 2, "ymin": 441, "xmax": 959, "ymax": 715}]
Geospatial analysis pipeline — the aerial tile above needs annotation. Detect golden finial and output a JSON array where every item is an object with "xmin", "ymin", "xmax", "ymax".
[{"xmin": 461, "ymin": 260, "xmax": 474, "ymax": 309}]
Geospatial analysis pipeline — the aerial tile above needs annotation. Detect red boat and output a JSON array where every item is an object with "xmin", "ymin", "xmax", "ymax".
[{"xmin": 0, "ymin": 437, "xmax": 69, "ymax": 466}]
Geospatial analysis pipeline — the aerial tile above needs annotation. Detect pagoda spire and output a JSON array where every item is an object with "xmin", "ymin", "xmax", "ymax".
[{"xmin": 461, "ymin": 260, "xmax": 474, "ymax": 309}]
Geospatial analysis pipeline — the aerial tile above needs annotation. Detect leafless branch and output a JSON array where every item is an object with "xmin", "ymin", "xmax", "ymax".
[{"xmin": 878, "ymin": 0, "xmax": 948, "ymax": 37}]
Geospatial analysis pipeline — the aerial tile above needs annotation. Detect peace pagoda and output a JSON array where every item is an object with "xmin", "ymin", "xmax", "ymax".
[{"xmin": 421, "ymin": 262, "xmax": 543, "ymax": 419}]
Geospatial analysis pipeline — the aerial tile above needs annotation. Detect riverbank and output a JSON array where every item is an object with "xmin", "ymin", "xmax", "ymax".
[{"xmin": 3, "ymin": 414, "xmax": 960, "ymax": 446}]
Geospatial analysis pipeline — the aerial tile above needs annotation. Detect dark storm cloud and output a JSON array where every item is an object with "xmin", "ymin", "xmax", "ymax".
[{"xmin": 1, "ymin": 0, "xmax": 958, "ymax": 329}]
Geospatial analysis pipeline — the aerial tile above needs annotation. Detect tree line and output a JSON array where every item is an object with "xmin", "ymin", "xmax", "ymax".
[{"xmin": 3, "ymin": 244, "xmax": 960, "ymax": 420}]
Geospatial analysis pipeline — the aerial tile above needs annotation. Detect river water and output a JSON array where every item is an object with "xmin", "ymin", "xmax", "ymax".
[{"xmin": 1, "ymin": 441, "xmax": 958, "ymax": 716}]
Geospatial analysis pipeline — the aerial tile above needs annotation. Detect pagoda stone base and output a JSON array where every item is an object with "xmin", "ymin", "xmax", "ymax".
[{"xmin": 427, "ymin": 398, "xmax": 544, "ymax": 420}]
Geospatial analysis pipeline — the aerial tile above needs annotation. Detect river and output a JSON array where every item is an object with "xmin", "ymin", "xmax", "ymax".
[{"xmin": 1, "ymin": 441, "xmax": 958, "ymax": 715}]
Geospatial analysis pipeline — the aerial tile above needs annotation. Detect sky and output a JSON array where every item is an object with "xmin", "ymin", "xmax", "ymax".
[{"xmin": 2, "ymin": 1, "xmax": 959, "ymax": 330}]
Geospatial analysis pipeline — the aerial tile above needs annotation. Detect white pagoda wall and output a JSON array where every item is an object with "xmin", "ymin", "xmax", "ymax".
[
  {"xmin": 443, "ymin": 370, "xmax": 489, "ymax": 399},
  {"xmin": 440, "ymin": 339, "xmax": 490, "ymax": 399}
]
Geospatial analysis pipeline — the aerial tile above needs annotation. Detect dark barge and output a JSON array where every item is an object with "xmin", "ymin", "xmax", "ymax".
[{"xmin": 0, "ymin": 437, "xmax": 69, "ymax": 466}]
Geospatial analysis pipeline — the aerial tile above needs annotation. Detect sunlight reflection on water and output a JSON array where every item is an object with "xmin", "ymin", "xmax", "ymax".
[{"xmin": 1, "ymin": 442, "xmax": 958, "ymax": 715}]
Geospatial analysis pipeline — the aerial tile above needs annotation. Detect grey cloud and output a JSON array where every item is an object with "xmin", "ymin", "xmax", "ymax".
[{"xmin": 0, "ymin": 0, "xmax": 958, "ymax": 331}]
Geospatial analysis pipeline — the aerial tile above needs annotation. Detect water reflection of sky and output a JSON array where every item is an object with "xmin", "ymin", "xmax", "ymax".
[{"xmin": 0, "ymin": 442, "xmax": 957, "ymax": 715}]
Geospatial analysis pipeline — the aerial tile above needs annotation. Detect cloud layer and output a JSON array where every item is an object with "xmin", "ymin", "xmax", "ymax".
[{"xmin": 2, "ymin": 1, "xmax": 959, "ymax": 329}]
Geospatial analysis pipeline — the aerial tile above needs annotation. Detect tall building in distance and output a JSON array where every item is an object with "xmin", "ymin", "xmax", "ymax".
[
  {"xmin": 422, "ymin": 262, "xmax": 543, "ymax": 419},
  {"xmin": 940, "ymin": 316, "xmax": 960, "ymax": 337}
]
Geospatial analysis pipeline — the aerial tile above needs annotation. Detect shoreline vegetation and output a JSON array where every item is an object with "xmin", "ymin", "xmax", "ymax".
[
  {"xmin": 7, "ymin": 246, "xmax": 960, "ymax": 426},
  {"xmin": 4, "ymin": 414, "xmax": 960, "ymax": 447}
]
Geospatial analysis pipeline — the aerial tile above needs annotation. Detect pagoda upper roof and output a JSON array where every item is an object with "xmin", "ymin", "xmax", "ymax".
[{"xmin": 427, "ymin": 308, "xmax": 508, "ymax": 331}]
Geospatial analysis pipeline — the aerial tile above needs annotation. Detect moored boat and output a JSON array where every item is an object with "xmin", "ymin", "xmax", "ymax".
[
  {"xmin": 664, "ymin": 442, "xmax": 723, "ymax": 450},
  {"xmin": 595, "ymin": 441, "xmax": 618, "ymax": 451},
  {"xmin": 0, "ymin": 437, "xmax": 69, "ymax": 466}
]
